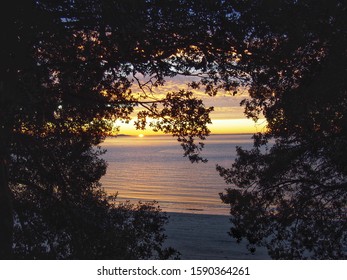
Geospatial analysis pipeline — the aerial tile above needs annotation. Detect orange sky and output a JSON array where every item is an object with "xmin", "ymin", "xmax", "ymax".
[
  {"xmin": 115, "ymin": 113, "xmax": 267, "ymax": 136},
  {"xmin": 115, "ymin": 76, "xmax": 266, "ymax": 136},
  {"xmin": 115, "ymin": 118, "xmax": 266, "ymax": 136}
]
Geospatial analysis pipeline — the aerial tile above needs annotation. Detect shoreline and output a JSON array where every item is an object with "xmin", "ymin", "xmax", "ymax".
[{"xmin": 164, "ymin": 212, "xmax": 270, "ymax": 260}]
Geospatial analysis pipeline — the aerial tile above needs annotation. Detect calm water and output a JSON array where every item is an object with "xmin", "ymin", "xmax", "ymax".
[{"xmin": 100, "ymin": 134, "xmax": 254, "ymax": 215}]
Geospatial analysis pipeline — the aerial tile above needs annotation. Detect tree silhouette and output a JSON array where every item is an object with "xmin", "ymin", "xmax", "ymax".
[
  {"xmin": 0, "ymin": 0, "xmax": 242, "ymax": 258},
  {"xmin": 218, "ymin": 0, "xmax": 347, "ymax": 259},
  {"xmin": 5, "ymin": 0, "xmax": 344, "ymax": 260},
  {"xmin": 10, "ymin": 131, "xmax": 177, "ymax": 259}
]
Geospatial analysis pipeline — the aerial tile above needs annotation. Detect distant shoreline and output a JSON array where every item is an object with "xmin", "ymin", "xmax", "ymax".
[{"xmin": 106, "ymin": 133, "xmax": 255, "ymax": 138}]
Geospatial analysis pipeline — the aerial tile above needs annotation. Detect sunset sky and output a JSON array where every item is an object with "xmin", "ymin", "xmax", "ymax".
[{"xmin": 115, "ymin": 76, "xmax": 266, "ymax": 135}]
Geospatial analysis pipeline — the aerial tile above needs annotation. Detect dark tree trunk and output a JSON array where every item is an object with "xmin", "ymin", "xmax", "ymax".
[
  {"xmin": 0, "ymin": 151, "xmax": 13, "ymax": 259},
  {"xmin": 0, "ymin": 79, "xmax": 13, "ymax": 258}
]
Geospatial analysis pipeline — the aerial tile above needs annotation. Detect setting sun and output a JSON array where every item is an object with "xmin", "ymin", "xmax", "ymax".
[{"xmin": 138, "ymin": 134, "xmax": 144, "ymax": 138}]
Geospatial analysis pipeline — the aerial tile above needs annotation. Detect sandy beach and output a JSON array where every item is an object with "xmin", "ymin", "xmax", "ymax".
[{"xmin": 164, "ymin": 212, "xmax": 270, "ymax": 260}]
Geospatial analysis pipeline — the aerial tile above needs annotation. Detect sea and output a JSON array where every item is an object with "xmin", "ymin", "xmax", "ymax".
[{"xmin": 100, "ymin": 134, "xmax": 254, "ymax": 216}]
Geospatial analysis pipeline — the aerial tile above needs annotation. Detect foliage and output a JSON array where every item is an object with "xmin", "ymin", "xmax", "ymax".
[
  {"xmin": 3, "ymin": 0, "xmax": 345, "ymax": 260},
  {"xmin": 1, "ymin": 0, "xmax": 229, "ymax": 257},
  {"xmin": 10, "ymin": 132, "xmax": 178, "ymax": 259},
  {"xmin": 218, "ymin": 0, "xmax": 347, "ymax": 259},
  {"xmin": 2, "ymin": 0, "xmax": 257, "ymax": 258}
]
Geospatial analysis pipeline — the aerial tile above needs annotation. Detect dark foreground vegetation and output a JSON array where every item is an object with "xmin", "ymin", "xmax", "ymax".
[{"xmin": 1, "ymin": 0, "xmax": 345, "ymax": 259}]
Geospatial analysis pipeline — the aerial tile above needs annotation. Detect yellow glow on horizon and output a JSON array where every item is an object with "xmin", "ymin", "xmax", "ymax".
[
  {"xmin": 114, "ymin": 118, "xmax": 267, "ymax": 136},
  {"xmin": 209, "ymin": 118, "xmax": 267, "ymax": 134}
]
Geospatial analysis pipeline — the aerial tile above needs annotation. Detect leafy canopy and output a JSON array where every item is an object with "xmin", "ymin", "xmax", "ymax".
[
  {"xmin": 11, "ymin": 131, "xmax": 177, "ymax": 259},
  {"xmin": 218, "ymin": 0, "xmax": 347, "ymax": 259},
  {"xmin": 1, "ymin": 0, "xmax": 245, "ymax": 258},
  {"xmin": 4, "ymin": 0, "xmax": 345, "ymax": 260}
]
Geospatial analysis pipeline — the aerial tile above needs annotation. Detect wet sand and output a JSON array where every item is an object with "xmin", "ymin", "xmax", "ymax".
[{"xmin": 164, "ymin": 212, "xmax": 270, "ymax": 260}]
